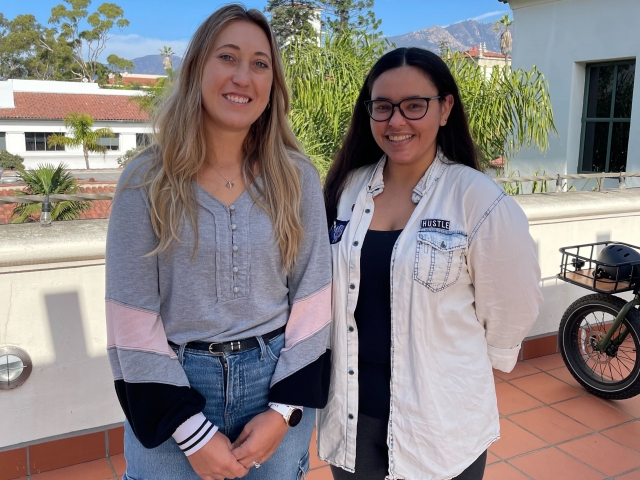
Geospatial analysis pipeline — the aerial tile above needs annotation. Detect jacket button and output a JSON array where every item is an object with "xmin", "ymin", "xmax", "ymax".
[
  {"xmin": 365, "ymin": 209, "xmax": 370, "ymax": 214},
  {"xmin": 348, "ymin": 369, "xmax": 354, "ymax": 375},
  {"xmin": 348, "ymin": 326, "xmax": 354, "ymax": 332},
  {"xmin": 349, "ymin": 284, "xmax": 355, "ymax": 290},
  {"xmin": 353, "ymin": 241, "xmax": 359, "ymax": 247},
  {"xmin": 348, "ymin": 414, "xmax": 354, "ymax": 419}
]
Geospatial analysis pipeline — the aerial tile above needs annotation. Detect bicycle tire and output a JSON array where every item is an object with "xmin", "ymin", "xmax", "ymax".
[{"xmin": 559, "ymin": 293, "xmax": 640, "ymax": 400}]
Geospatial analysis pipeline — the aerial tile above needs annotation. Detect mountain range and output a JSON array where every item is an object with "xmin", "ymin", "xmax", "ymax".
[
  {"xmin": 388, "ymin": 20, "xmax": 504, "ymax": 54},
  {"xmin": 127, "ymin": 20, "xmax": 505, "ymax": 75},
  {"xmin": 130, "ymin": 54, "xmax": 183, "ymax": 75}
]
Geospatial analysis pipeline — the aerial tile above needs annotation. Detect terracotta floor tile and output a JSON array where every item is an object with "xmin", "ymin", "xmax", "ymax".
[
  {"xmin": 307, "ymin": 465, "xmax": 333, "ymax": 480},
  {"xmin": 493, "ymin": 362, "xmax": 541, "ymax": 381},
  {"xmin": 558, "ymin": 433, "xmax": 640, "ymax": 477},
  {"xmin": 509, "ymin": 406, "xmax": 593, "ymax": 444},
  {"xmin": 30, "ymin": 459, "xmax": 115, "ymax": 480},
  {"xmin": 603, "ymin": 420, "xmax": 640, "ymax": 454},
  {"xmin": 603, "ymin": 396, "xmax": 640, "ymax": 419},
  {"xmin": 525, "ymin": 353, "xmax": 566, "ymax": 371},
  {"xmin": 495, "ymin": 382, "xmax": 543, "ymax": 416},
  {"xmin": 489, "ymin": 419, "xmax": 547, "ymax": 459},
  {"xmin": 508, "ymin": 447, "xmax": 604, "ymax": 480},
  {"xmin": 510, "ymin": 372, "xmax": 582, "ymax": 404},
  {"xmin": 546, "ymin": 366, "xmax": 584, "ymax": 390},
  {"xmin": 494, "ymin": 374, "xmax": 504, "ymax": 384},
  {"xmin": 108, "ymin": 454, "xmax": 126, "ymax": 476},
  {"xmin": 553, "ymin": 396, "xmax": 634, "ymax": 430},
  {"xmin": 483, "ymin": 462, "xmax": 530, "ymax": 480},
  {"xmin": 486, "ymin": 451, "xmax": 501, "ymax": 465},
  {"xmin": 616, "ymin": 469, "xmax": 640, "ymax": 479}
]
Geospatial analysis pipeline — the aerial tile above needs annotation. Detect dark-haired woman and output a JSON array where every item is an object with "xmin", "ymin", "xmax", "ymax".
[{"xmin": 317, "ymin": 48, "xmax": 543, "ymax": 480}]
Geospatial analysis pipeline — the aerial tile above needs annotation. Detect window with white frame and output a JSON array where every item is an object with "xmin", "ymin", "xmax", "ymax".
[
  {"xmin": 25, "ymin": 132, "xmax": 65, "ymax": 151},
  {"xmin": 579, "ymin": 60, "xmax": 635, "ymax": 173},
  {"xmin": 0, "ymin": 133, "xmax": 6, "ymax": 151},
  {"xmin": 98, "ymin": 134, "xmax": 120, "ymax": 151}
]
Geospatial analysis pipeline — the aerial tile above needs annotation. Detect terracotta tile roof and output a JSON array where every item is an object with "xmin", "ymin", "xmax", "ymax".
[
  {"xmin": 0, "ymin": 92, "xmax": 149, "ymax": 122},
  {"xmin": 465, "ymin": 46, "xmax": 510, "ymax": 59},
  {"xmin": 0, "ymin": 185, "xmax": 115, "ymax": 225}
]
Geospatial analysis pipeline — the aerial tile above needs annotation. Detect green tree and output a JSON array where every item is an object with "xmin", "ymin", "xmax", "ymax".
[
  {"xmin": 284, "ymin": 31, "xmax": 388, "ymax": 175},
  {"xmin": 47, "ymin": 113, "xmax": 115, "ymax": 169},
  {"xmin": 0, "ymin": 13, "xmax": 75, "ymax": 80},
  {"xmin": 130, "ymin": 74, "xmax": 174, "ymax": 116},
  {"xmin": 48, "ymin": 0, "xmax": 131, "ymax": 82},
  {"xmin": 446, "ymin": 51, "xmax": 556, "ymax": 169},
  {"xmin": 318, "ymin": 0, "xmax": 381, "ymax": 36},
  {"xmin": 493, "ymin": 14, "xmax": 514, "ymax": 66},
  {"xmin": 107, "ymin": 53, "xmax": 134, "ymax": 83},
  {"xmin": 11, "ymin": 163, "xmax": 91, "ymax": 223},
  {"xmin": 266, "ymin": 0, "xmax": 318, "ymax": 47}
]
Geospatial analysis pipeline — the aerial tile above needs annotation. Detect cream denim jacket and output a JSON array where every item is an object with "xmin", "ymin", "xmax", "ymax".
[{"xmin": 317, "ymin": 151, "xmax": 543, "ymax": 480}]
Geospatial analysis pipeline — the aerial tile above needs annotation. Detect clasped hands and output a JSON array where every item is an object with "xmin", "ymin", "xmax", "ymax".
[{"xmin": 187, "ymin": 408, "xmax": 289, "ymax": 480}]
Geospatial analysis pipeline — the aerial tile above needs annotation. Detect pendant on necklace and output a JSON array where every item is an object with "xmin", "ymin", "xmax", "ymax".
[{"xmin": 226, "ymin": 181, "xmax": 234, "ymax": 189}]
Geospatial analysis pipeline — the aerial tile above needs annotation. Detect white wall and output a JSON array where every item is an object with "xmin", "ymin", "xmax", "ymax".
[
  {"xmin": 1, "ymin": 189, "xmax": 639, "ymax": 448},
  {"xmin": 0, "ymin": 119, "xmax": 152, "ymax": 170},
  {"xmin": 507, "ymin": 0, "xmax": 640, "ymax": 186}
]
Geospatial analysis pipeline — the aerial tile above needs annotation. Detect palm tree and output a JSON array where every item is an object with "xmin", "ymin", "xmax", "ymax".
[
  {"xmin": 445, "ymin": 51, "xmax": 557, "ymax": 170},
  {"xmin": 493, "ymin": 14, "xmax": 514, "ymax": 67},
  {"xmin": 11, "ymin": 163, "xmax": 91, "ymax": 223},
  {"xmin": 159, "ymin": 46, "xmax": 174, "ymax": 71},
  {"xmin": 47, "ymin": 113, "xmax": 115, "ymax": 169}
]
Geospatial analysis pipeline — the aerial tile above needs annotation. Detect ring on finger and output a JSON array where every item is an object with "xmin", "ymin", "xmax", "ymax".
[{"xmin": 252, "ymin": 461, "xmax": 261, "ymax": 469}]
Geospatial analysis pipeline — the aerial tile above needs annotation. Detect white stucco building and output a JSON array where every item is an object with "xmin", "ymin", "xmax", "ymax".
[
  {"xmin": 0, "ymin": 80, "xmax": 151, "ymax": 170},
  {"xmin": 501, "ymin": 0, "xmax": 639, "ymax": 186}
]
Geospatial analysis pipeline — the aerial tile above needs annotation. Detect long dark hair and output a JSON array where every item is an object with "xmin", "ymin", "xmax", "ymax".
[{"xmin": 323, "ymin": 47, "xmax": 479, "ymax": 225}]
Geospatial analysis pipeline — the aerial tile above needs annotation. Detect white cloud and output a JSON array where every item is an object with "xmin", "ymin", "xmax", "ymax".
[
  {"xmin": 470, "ymin": 10, "xmax": 509, "ymax": 22},
  {"xmin": 99, "ymin": 34, "xmax": 190, "ymax": 61}
]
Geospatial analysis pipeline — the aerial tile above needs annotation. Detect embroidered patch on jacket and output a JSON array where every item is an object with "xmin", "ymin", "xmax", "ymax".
[
  {"xmin": 329, "ymin": 220, "xmax": 349, "ymax": 244},
  {"xmin": 421, "ymin": 219, "xmax": 450, "ymax": 230}
]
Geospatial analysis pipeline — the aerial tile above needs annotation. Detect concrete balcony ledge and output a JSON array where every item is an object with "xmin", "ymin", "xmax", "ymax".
[
  {"xmin": 0, "ymin": 219, "xmax": 108, "ymax": 268},
  {"xmin": 514, "ymin": 188, "xmax": 640, "ymax": 222}
]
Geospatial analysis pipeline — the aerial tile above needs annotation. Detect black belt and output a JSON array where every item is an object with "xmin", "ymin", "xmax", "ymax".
[{"xmin": 170, "ymin": 326, "xmax": 286, "ymax": 354}]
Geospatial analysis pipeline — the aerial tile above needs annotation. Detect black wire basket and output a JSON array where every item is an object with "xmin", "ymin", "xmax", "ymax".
[{"xmin": 558, "ymin": 241, "xmax": 640, "ymax": 294}]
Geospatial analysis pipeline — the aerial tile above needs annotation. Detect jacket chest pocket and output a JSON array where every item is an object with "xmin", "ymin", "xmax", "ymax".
[{"xmin": 414, "ymin": 229, "xmax": 468, "ymax": 292}]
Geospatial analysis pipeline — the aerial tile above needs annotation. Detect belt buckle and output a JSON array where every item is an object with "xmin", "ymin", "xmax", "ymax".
[
  {"xmin": 208, "ymin": 342, "xmax": 221, "ymax": 354},
  {"xmin": 230, "ymin": 341, "xmax": 241, "ymax": 352}
]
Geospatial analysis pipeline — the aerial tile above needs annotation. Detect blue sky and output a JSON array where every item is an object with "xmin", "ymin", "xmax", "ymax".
[{"xmin": 2, "ymin": 0, "xmax": 510, "ymax": 59}]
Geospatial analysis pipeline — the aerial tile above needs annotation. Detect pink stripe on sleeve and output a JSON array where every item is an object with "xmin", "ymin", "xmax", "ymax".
[
  {"xmin": 285, "ymin": 284, "xmax": 331, "ymax": 349},
  {"xmin": 106, "ymin": 300, "xmax": 177, "ymax": 358}
]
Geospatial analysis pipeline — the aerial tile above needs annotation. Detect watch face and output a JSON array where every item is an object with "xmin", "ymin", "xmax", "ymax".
[{"xmin": 288, "ymin": 408, "xmax": 303, "ymax": 427}]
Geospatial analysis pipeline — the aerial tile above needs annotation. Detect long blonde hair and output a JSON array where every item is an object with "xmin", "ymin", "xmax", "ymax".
[{"xmin": 139, "ymin": 5, "xmax": 304, "ymax": 271}]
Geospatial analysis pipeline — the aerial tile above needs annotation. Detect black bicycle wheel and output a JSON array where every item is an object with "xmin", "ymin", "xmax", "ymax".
[{"xmin": 559, "ymin": 294, "xmax": 640, "ymax": 399}]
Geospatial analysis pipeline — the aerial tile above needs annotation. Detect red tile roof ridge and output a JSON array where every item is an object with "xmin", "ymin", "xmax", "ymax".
[{"xmin": 0, "ymin": 92, "xmax": 149, "ymax": 121}]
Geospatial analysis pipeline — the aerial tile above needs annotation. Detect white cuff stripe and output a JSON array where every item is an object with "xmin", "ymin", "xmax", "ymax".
[{"xmin": 181, "ymin": 422, "xmax": 217, "ymax": 455}]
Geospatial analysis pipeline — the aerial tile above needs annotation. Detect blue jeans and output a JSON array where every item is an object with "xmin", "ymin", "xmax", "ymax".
[{"xmin": 123, "ymin": 333, "xmax": 314, "ymax": 479}]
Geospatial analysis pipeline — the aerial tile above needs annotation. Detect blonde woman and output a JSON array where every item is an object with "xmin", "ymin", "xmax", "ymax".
[{"xmin": 105, "ymin": 6, "xmax": 331, "ymax": 480}]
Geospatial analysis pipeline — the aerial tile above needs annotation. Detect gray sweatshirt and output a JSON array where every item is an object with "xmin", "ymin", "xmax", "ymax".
[{"xmin": 105, "ymin": 154, "xmax": 332, "ymax": 450}]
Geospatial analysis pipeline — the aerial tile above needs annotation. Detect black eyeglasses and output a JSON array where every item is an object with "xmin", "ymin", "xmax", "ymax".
[{"xmin": 364, "ymin": 95, "xmax": 447, "ymax": 122}]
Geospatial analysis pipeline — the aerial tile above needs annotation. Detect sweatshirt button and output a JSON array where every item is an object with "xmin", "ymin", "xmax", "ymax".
[
  {"xmin": 233, "ymin": 267, "xmax": 239, "ymax": 273},
  {"xmin": 348, "ymin": 369, "xmax": 354, "ymax": 375},
  {"xmin": 348, "ymin": 414, "xmax": 354, "ymax": 419},
  {"xmin": 353, "ymin": 241, "xmax": 359, "ymax": 247},
  {"xmin": 349, "ymin": 284, "xmax": 355, "ymax": 290},
  {"xmin": 231, "ymin": 224, "xmax": 237, "ymax": 231},
  {"xmin": 229, "ymin": 205, "xmax": 236, "ymax": 211},
  {"xmin": 365, "ymin": 209, "xmax": 370, "ymax": 214},
  {"xmin": 232, "ymin": 245, "xmax": 238, "ymax": 252},
  {"xmin": 233, "ymin": 287, "xmax": 239, "ymax": 293},
  {"xmin": 348, "ymin": 326, "xmax": 354, "ymax": 332}
]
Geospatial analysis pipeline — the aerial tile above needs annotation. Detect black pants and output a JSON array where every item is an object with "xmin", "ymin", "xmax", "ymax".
[{"xmin": 330, "ymin": 414, "xmax": 487, "ymax": 480}]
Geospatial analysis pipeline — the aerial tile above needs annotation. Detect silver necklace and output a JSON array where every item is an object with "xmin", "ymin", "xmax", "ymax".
[{"xmin": 211, "ymin": 166, "xmax": 239, "ymax": 189}]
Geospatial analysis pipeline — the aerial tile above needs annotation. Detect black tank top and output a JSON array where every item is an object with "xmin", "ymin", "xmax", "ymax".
[{"xmin": 354, "ymin": 229, "xmax": 403, "ymax": 420}]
